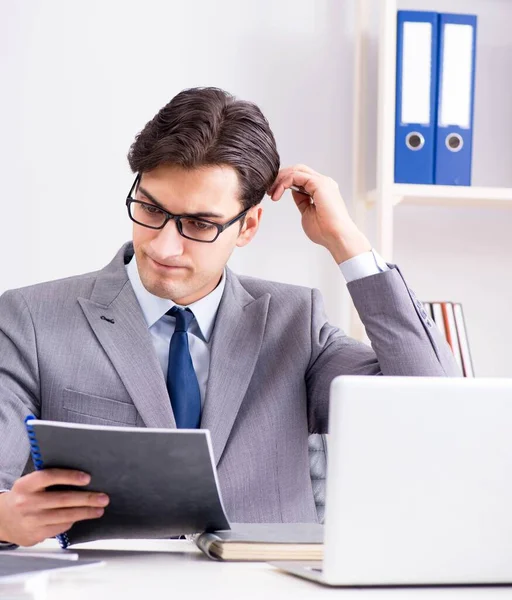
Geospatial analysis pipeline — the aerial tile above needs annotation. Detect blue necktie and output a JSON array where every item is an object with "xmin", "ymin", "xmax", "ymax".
[{"xmin": 166, "ymin": 307, "xmax": 201, "ymax": 429}]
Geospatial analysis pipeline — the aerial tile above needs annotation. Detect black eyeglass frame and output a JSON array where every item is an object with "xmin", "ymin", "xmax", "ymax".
[{"xmin": 125, "ymin": 174, "xmax": 250, "ymax": 243}]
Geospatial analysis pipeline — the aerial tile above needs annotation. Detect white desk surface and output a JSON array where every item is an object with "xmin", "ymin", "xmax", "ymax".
[{"xmin": 2, "ymin": 539, "xmax": 512, "ymax": 600}]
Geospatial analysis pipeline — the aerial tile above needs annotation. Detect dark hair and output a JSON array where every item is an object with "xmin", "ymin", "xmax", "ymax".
[{"xmin": 127, "ymin": 87, "xmax": 280, "ymax": 210}]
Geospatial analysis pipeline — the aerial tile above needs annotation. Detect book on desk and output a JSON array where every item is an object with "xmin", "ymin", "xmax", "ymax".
[{"xmin": 194, "ymin": 522, "xmax": 323, "ymax": 561}]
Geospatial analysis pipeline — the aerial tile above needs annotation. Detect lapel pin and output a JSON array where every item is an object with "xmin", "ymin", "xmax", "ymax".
[{"xmin": 100, "ymin": 316, "xmax": 115, "ymax": 324}]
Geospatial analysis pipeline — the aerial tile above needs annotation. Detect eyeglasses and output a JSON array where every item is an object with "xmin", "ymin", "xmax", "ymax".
[{"xmin": 125, "ymin": 175, "xmax": 250, "ymax": 243}]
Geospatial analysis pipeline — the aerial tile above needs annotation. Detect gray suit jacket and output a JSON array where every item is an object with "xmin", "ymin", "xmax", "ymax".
[{"xmin": 0, "ymin": 241, "xmax": 458, "ymax": 523}]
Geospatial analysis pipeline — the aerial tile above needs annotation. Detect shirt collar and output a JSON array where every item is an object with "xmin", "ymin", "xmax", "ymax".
[{"xmin": 126, "ymin": 253, "xmax": 225, "ymax": 342}]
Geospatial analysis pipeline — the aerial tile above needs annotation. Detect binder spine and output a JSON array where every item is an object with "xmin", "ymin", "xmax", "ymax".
[
  {"xmin": 394, "ymin": 10, "xmax": 439, "ymax": 184},
  {"xmin": 24, "ymin": 415, "xmax": 70, "ymax": 549},
  {"xmin": 434, "ymin": 13, "xmax": 477, "ymax": 185}
]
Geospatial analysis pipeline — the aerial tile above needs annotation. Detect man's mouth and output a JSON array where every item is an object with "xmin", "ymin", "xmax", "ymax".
[{"xmin": 149, "ymin": 256, "xmax": 187, "ymax": 271}]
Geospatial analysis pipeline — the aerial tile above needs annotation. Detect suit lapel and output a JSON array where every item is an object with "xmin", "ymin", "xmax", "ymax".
[
  {"xmin": 77, "ymin": 243, "xmax": 271, "ymax": 447},
  {"xmin": 201, "ymin": 269, "xmax": 270, "ymax": 465},
  {"xmin": 78, "ymin": 242, "xmax": 176, "ymax": 429}
]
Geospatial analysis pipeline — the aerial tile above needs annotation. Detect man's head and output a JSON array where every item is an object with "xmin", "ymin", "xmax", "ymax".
[{"xmin": 127, "ymin": 87, "xmax": 280, "ymax": 305}]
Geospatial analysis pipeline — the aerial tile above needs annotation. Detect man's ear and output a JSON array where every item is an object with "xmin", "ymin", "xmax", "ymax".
[{"xmin": 236, "ymin": 206, "xmax": 263, "ymax": 248}]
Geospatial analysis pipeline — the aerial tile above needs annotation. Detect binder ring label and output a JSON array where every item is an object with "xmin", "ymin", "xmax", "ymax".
[
  {"xmin": 405, "ymin": 132, "xmax": 425, "ymax": 151},
  {"xmin": 445, "ymin": 133, "xmax": 463, "ymax": 152}
]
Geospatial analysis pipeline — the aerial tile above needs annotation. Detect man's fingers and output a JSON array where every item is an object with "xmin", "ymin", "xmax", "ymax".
[
  {"xmin": 16, "ymin": 469, "xmax": 91, "ymax": 493},
  {"xmin": 34, "ymin": 490, "xmax": 109, "ymax": 511},
  {"xmin": 41, "ymin": 506, "xmax": 105, "ymax": 526},
  {"xmin": 268, "ymin": 165, "xmax": 319, "ymax": 196},
  {"xmin": 39, "ymin": 523, "xmax": 75, "ymax": 541},
  {"xmin": 11, "ymin": 524, "xmax": 76, "ymax": 548},
  {"xmin": 291, "ymin": 191, "xmax": 313, "ymax": 215},
  {"xmin": 273, "ymin": 164, "xmax": 318, "ymax": 186},
  {"xmin": 270, "ymin": 171, "xmax": 319, "ymax": 202}
]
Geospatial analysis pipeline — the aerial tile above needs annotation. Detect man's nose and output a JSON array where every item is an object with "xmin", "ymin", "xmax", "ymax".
[{"xmin": 151, "ymin": 219, "xmax": 185, "ymax": 258}]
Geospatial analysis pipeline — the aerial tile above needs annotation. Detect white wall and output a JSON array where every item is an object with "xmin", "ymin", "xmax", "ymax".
[{"xmin": 2, "ymin": 0, "xmax": 510, "ymax": 377}]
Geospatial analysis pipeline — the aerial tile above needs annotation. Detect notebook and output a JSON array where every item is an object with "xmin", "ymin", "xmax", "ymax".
[
  {"xmin": 24, "ymin": 417, "xmax": 230, "ymax": 548},
  {"xmin": 0, "ymin": 555, "xmax": 103, "ymax": 583},
  {"xmin": 194, "ymin": 523, "xmax": 323, "ymax": 561}
]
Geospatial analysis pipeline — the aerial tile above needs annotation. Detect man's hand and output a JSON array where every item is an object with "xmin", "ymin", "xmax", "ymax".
[
  {"xmin": 0, "ymin": 469, "xmax": 109, "ymax": 547},
  {"xmin": 268, "ymin": 164, "xmax": 372, "ymax": 264}
]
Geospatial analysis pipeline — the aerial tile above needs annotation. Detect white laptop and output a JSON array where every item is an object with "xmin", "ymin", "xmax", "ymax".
[{"xmin": 271, "ymin": 375, "xmax": 512, "ymax": 586}]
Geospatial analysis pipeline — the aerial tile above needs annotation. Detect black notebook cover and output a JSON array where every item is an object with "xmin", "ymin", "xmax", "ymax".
[{"xmin": 25, "ymin": 418, "xmax": 230, "ymax": 547}]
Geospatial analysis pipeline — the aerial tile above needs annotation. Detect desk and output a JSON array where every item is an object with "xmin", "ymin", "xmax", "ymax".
[{"xmin": 2, "ymin": 539, "xmax": 512, "ymax": 600}]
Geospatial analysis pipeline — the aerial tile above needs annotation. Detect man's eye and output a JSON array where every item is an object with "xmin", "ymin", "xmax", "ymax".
[
  {"xmin": 141, "ymin": 204, "xmax": 163, "ymax": 215},
  {"xmin": 186, "ymin": 219, "xmax": 215, "ymax": 231}
]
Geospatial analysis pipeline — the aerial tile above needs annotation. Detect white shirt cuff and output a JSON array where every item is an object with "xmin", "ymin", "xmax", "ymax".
[{"xmin": 338, "ymin": 249, "xmax": 390, "ymax": 283}]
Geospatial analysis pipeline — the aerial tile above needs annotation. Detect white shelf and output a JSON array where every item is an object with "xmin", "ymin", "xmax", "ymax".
[
  {"xmin": 367, "ymin": 184, "xmax": 512, "ymax": 208},
  {"xmin": 351, "ymin": 0, "xmax": 512, "ymax": 344}
]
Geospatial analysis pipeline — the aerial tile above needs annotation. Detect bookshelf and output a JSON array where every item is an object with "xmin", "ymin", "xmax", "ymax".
[
  {"xmin": 367, "ymin": 185, "xmax": 512, "ymax": 209},
  {"xmin": 350, "ymin": 0, "xmax": 512, "ymax": 340}
]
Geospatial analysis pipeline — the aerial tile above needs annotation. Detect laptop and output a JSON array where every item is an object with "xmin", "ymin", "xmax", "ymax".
[{"xmin": 271, "ymin": 375, "xmax": 512, "ymax": 586}]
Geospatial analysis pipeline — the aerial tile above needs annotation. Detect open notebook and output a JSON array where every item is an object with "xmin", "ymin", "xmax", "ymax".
[
  {"xmin": 24, "ymin": 418, "xmax": 323, "ymax": 559},
  {"xmin": 25, "ymin": 417, "xmax": 230, "ymax": 548}
]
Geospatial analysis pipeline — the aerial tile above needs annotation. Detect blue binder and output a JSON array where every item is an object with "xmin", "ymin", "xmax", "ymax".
[
  {"xmin": 395, "ymin": 11, "xmax": 439, "ymax": 184},
  {"xmin": 434, "ymin": 13, "xmax": 477, "ymax": 185}
]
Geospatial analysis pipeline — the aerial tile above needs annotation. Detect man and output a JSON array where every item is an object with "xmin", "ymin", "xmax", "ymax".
[{"xmin": 0, "ymin": 87, "xmax": 458, "ymax": 547}]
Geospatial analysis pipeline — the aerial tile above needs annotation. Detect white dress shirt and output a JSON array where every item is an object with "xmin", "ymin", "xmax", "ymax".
[
  {"xmin": 339, "ymin": 248, "xmax": 389, "ymax": 283},
  {"xmin": 126, "ymin": 254, "xmax": 225, "ymax": 407},
  {"xmin": 125, "ymin": 249, "xmax": 388, "ymax": 406}
]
